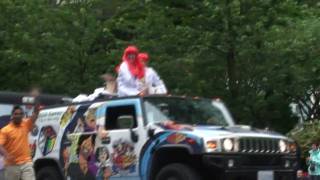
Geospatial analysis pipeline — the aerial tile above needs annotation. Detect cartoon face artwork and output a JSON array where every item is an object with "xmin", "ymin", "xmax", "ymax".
[
  {"xmin": 96, "ymin": 147, "xmax": 112, "ymax": 180},
  {"xmin": 38, "ymin": 126, "xmax": 57, "ymax": 156},
  {"xmin": 57, "ymin": 102, "xmax": 140, "ymax": 180},
  {"xmin": 65, "ymin": 134, "xmax": 97, "ymax": 180},
  {"xmin": 84, "ymin": 108, "xmax": 97, "ymax": 132},
  {"xmin": 111, "ymin": 139, "xmax": 137, "ymax": 176},
  {"xmin": 73, "ymin": 107, "xmax": 98, "ymax": 133},
  {"xmin": 96, "ymin": 147, "xmax": 110, "ymax": 165},
  {"xmin": 58, "ymin": 104, "xmax": 91, "ymax": 179},
  {"xmin": 79, "ymin": 136, "xmax": 94, "ymax": 160},
  {"xmin": 60, "ymin": 106, "xmax": 76, "ymax": 127}
]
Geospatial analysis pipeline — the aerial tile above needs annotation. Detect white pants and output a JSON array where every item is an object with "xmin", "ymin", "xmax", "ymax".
[
  {"xmin": 4, "ymin": 162, "xmax": 35, "ymax": 180},
  {"xmin": 0, "ymin": 169, "xmax": 4, "ymax": 180}
]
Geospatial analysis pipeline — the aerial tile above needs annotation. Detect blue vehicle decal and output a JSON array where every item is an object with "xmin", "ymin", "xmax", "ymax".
[
  {"xmin": 139, "ymin": 131, "xmax": 203, "ymax": 180},
  {"xmin": 59, "ymin": 104, "xmax": 90, "ymax": 169}
]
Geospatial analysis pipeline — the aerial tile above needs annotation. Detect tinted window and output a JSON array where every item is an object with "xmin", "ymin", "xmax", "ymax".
[
  {"xmin": 105, "ymin": 105, "xmax": 137, "ymax": 130},
  {"xmin": 143, "ymin": 97, "xmax": 229, "ymax": 126}
]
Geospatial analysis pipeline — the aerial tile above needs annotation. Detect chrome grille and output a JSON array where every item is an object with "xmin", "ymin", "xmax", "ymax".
[{"xmin": 239, "ymin": 138, "xmax": 280, "ymax": 153}]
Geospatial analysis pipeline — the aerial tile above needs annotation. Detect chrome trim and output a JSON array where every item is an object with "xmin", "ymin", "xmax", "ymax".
[{"xmin": 239, "ymin": 138, "xmax": 281, "ymax": 154}]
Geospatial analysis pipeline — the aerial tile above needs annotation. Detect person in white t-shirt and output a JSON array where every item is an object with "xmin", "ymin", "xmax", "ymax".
[
  {"xmin": 138, "ymin": 52, "xmax": 167, "ymax": 95},
  {"xmin": 87, "ymin": 73, "xmax": 117, "ymax": 100},
  {"xmin": 72, "ymin": 73, "xmax": 117, "ymax": 103}
]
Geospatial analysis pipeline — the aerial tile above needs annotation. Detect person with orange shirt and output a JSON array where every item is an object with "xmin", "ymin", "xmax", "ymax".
[{"xmin": 0, "ymin": 105, "xmax": 40, "ymax": 180}]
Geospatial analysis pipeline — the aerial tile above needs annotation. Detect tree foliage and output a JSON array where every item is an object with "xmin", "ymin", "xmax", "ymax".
[
  {"xmin": 288, "ymin": 121, "xmax": 320, "ymax": 158},
  {"xmin": 0, "ymin": 0, "xmax": 319, "ymax": 133}
]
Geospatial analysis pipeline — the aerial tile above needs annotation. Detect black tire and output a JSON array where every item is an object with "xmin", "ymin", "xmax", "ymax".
[
  {"xmin": 36, "ymin": 166, "xmax": 62, "ymax": 180},
  {"xmin": 155, "ymin": 163, "xmax": 201, "ymax": 180}
]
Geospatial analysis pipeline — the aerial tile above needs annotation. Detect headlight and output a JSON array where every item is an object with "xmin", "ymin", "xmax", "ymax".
[
  {"xmin": 206, "ymin": 140, "xmax": 218, "ymax": 150},
  {"xmin": 223, "ymin": 138, "xmax": 234, "ymax": 152},
  {"xmin": 279, "ymin": 140, "xmax": 287, "ymax": 153}
]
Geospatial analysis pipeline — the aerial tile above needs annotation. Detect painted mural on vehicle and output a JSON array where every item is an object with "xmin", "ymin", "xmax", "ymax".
[
  {"xmin": 32, "ymin": 99, "xmax": 218, "ymax": 180},
  {"xmin": 37, "ymin": 102, "xmax": 141, "ymax": 180}
]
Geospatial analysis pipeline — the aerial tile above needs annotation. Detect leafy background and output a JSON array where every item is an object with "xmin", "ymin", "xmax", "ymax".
[{"xmin": 1, "ymin": 0, "xmax": 320, "ymax": 153}]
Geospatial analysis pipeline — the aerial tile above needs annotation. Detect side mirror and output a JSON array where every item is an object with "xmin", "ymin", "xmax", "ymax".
[
  {"xmin": 130, "ymin": 128, "xmax": 138, "ymax": 143},
  {"xmin": 22, "ymin": 96, "xmax": 35, "ymax": 105},
  {"xmin": 148, "ymin": 128, "xmax": 155, "ymax": 138}
]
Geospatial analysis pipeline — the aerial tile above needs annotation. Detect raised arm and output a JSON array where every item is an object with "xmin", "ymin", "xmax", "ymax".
[
  {"xmin": 149, "ymin": 68, "xmax": 167, "ymax": 94},
  {"xmin": 30, "ymin": 104, "xmax": 41, "ymax": 124}
]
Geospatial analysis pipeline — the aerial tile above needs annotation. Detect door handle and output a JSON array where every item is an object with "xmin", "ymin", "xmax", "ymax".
[
  {"xmin": 101, "ymin": 136, "xmax": 111, "ymax": 144},
  {"xmin": 130, "ymin": 128, "xmax": 138, "ymax": 143}
]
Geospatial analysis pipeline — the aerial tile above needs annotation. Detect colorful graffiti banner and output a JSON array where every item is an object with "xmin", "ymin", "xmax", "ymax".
[{"xmin": 38, "ymin": 126, "xmax": 57, "ymax": 156}]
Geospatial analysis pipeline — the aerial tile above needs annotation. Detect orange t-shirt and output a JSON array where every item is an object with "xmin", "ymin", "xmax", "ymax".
[{"xmin": 0, "ymin": 118, "xmax": 33, "ymax": 165}]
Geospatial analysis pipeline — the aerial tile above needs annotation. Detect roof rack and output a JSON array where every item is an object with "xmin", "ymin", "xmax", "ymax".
[{"xmin": 0, "ymin": 91, "xmax": 72, "ymax": 106}]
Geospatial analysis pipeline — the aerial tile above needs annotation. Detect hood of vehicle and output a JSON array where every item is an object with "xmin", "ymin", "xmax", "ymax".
[{"xmin": 185, "ymin": 125, "xmax": 287, "ymax": 139}]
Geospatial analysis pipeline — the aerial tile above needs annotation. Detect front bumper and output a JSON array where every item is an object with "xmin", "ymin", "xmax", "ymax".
[
  {"xmin": 202, "ymin": 153, "xmax": 297, "ymax": 180},
  {"xmin": 223, "ymin": 169, "xmax": 295, "ymax": 180}
]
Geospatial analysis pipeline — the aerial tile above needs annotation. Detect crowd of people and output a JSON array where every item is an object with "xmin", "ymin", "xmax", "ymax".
[
  {"xmin": 296, "ymin": 142, "xmax": 320, "ymax": 180},
  {"xmin": 73, "ymin": 45, "xmax": 167, "ymax": 102}
]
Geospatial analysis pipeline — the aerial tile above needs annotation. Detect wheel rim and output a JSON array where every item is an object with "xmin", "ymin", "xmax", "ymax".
[
  {"xmin": 38, "ymin": 173, "xmax": 53, "ymax": 180},
  {"xmin": 165, "ymin": 172, "xmax": 181, "ymax": 180},
  {"xmin": 167, "ymin": 177, "xmax": 179, "ymax": 180}
]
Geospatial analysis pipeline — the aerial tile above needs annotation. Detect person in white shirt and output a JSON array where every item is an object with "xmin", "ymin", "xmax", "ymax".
[
  {"xmin": 72, "ymin": 73, "xmax": 117, "ymax": 103},
  {"xmin": 138, "ymin": 52, "xmax": 167, "ymax": 95},
  {"xmin": 87, "ymin": 73, "xmax": 117, "ymax": 100},
  {"xmin": 117, "ymin": 45, "xmax": 146, "ymax": 97}
]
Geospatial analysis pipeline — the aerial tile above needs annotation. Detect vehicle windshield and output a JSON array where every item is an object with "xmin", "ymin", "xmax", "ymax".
[{"xmin": 143, "ymin": 97, "xmax": 232, "ymax": 126}]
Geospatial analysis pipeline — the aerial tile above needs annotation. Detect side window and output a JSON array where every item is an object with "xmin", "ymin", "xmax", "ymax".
[{"xmin": 105, "ymin": 105, "xmax": 137, "ymax": 130}]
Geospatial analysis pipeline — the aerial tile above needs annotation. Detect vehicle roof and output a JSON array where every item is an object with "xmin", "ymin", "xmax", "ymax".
[
  {"xmin": 0, "ymin": 91, "xmax": 71, "ymax": 106},
  {"xmin": 42, "ymin": 94, "xmax": 211, "ymax": 109}
]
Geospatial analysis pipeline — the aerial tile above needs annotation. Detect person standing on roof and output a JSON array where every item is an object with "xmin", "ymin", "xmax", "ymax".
[
  {"xmin": 87, "ymin": 73, "xmax": 117, "ymax": 100},
  {"xmin": 0, "ymin": 105, "xmax": 40, "ymax": 180},
  {"xmin": 73, "ymin": 73, "xmax": 117, "ymax": 102},
  {"xmin": 117, "ymin": 45, "xmax": 147, "ymax": 97},
  {"xmin": 138, "ymin": 52, "xmax": 167, "ymax": 95}
]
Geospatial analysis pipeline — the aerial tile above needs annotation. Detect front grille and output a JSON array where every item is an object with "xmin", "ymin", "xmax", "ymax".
[
  {"xmin": 239, "ymin": 138, "xmax": 280, "ymax": 153},
  {"xmin": 241, "ymin": 155, "xmax": 282, "ymax": 166}
]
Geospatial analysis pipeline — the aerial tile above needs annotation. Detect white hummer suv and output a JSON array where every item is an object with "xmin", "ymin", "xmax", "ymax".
[{"xmin": 31, "ymin": 95, "xmax": 298, "ymax": 180}]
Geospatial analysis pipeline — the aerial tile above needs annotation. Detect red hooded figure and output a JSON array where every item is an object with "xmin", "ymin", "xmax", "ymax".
[
  {"xmin": 122, "ymin": 46, "xmax": 145, "ymax": 79},
  {"xmin": 137, "ymin": 52, "xmax": 168, "ymax": 95},
  {"xmin": 138, "ymin": 53, "xmax": 149, "ymax": 63}
]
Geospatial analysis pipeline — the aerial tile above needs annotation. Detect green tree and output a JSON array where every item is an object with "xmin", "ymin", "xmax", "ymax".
[
  {"xmin": 107, "ymin": 0, "xmax": 307, "ymax": 132},
  {"xmin": 1, "ymin": 0, "xmax": 319, "ymax": 133}
]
